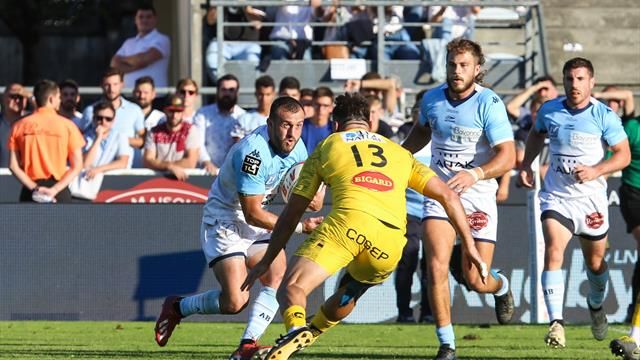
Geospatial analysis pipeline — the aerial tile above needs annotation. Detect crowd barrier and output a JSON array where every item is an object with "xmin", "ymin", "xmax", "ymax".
[{"xmin": 0, "ymin": 172, "xmax": 633, "ymax": 324}]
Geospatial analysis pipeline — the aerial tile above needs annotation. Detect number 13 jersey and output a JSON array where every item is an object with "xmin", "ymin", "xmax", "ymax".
[{"xmin": 293, "ymin": 130, "xmax": 436, "ymax": 229}]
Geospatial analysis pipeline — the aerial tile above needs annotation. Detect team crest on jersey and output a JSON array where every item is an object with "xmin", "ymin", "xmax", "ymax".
[
  {"xmin": 548, "ymin": 124, "xmax": 560, "ymax": 139},
  {"xmin": 585, "ymin": 212, "xmax": 604, "ymax": 229},
  {"xmin": 467, "ymin": 211, "xmax": 488, "ymax": 230},
  {"xmin": 342, "ymin": 131, "xmax": 384, "ymax": 143},
  {"xmin": 241, "ymin": 150, "xmax": 262, "ymax": 175},
  {"xmin": 351, "ymin": 171, "xmax": 394, "ymax": 191}
]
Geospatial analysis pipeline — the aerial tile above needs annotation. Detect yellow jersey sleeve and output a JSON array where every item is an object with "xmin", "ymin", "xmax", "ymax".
[
  {"xmin": 292, "ymin": 146, "xmax": 323, "ymax": 200},
  {"xmin": 408, "ymin": 159, "xmax": 437, "ymax": 195}
]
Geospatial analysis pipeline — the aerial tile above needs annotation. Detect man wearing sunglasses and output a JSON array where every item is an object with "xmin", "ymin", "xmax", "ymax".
[
  {"xmin": 82, "ymin": 101, "xmax": 132, "ymax": 180},
  {"xmin": 0, "ymin": 83, "xmax": 29, "ymax": 167}
]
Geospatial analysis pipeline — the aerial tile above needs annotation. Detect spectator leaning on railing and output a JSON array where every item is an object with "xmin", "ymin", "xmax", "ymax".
[{"xmin": 8, "ymin": 79, "xmax": 85, "ymax": 203}]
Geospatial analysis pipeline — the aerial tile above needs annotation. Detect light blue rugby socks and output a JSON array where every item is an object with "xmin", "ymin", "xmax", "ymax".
[
  {"xmin": 586, "ymin": 266, "xmax": 608, "ymax": 309},
  {"xmin": 436, "ymin": 324, "xmax": 456, "ymax": 349},
  {"xmin": 241, "ymin": 286, "xmax": 279, "ymax": 341},
  {"xmin": 179, "ymin": 289, "xmax": 221, "ymax": 316},
  {"xmin": 542, "ymin": 270, "xmax": 564, "ymax": 321}
]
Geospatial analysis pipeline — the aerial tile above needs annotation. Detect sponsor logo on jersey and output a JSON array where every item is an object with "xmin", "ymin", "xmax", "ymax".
[
  {"xmin": 342, "ymin": 130, "xmax": 384, "ymax": 143},
  {"xmin": 467, "ymin": 211, "xmax": 489, "ymax": 230},
  {"xmin": 570, "ymin": 132, "xmax": 599, "ymax": 146},
  {"xmin": 451, "ymin": 125, "xmax": 482, "ymax": 143},
  {"xmin": 241, "ymin": 153, "xmax": 261, "ymax": 175},
  {"xmin": 585, "ymin": 212, "xmax": 604, "ymax": 229},
  {"xmin": 351, "ymin": 171, "xmax": 394, "ymax": 191}
]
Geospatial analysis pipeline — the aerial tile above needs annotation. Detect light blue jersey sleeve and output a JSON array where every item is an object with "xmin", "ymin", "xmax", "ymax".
[
  {"xmin": 534, "ymin": 101, "xmax": 553, "ymax": 133},
  {"xmin": 233, "ymin": 143, "xmax": 268, "ymax": 196},
  {"xmin": 480, "ymin": 90, "xmax": 513, "ymax": 146},
  {"xmin": 601, "ymin": 108, "xmax": 627, "ymax": 146}
]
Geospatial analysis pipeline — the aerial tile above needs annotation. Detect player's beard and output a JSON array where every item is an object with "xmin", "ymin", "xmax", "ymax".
[
  {"xmin": 217, "ymin": 95, "xmax": 236, "ymax": 112},
  {"xmin": 447, "ymin": 75, "xmax": 474, "ymax": 96}
]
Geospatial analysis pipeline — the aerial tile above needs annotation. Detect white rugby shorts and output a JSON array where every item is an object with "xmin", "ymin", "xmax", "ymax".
[
  {"xmin": 539, "ymin": 191, "xmax": 609, "ymax": 240},
  {"xmin": 423, "ymin": 191, "xmax": 498, "ymax": 243},
  {"xmin": 200, "ymin": 219, "xmax": 270, "ymax": 267}
]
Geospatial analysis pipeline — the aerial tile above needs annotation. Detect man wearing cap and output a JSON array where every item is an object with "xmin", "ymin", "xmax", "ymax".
[
  {"xmin": 143, "ymin": 94, "xmax": 200, "ymax": 181},
  {"xmin": 1, "ymin": 83, "xmax": 30, "ymax": 167}
]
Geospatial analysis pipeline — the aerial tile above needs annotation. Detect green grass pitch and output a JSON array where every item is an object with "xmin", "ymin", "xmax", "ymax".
[{"xmin": 0, "ymin": 321, "xmax": 628, "ymax": 359}]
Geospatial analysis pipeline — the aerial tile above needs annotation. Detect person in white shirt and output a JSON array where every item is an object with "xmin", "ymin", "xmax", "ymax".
[
  {"xmin": 133, "ymin": 76, "xmax": 165, "ymax": 131},
  {"xmin": 193, "ymin": 74, "xmax": 246, "ymax": 175},
  {"xmin": 111, "ymin": 4, "xmax": 170, "ymax": 88}
]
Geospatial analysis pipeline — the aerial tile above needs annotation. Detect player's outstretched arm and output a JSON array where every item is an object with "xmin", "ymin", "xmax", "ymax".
[
  {"xmin": 241, "ymin": 194, "xmax": 316, "ymax": 291},
  {"xmin": 518, "ymin": 129, "xmax": 547, "ymax": 188},
  {"xmin": 401, "ymin": 122, "xmax": 431, "ymax": 154},
  {"xmin": 422, "ymin": 177, "xmax": 488, "ymax": 284}
]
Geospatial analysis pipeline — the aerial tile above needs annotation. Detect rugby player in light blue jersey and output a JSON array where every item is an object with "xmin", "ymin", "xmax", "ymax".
[
  {"xmin": 519, "ymin": 57, "xmax": 630, "ymax": 349},
  {"xmin": 403, "ymin": 38, "xmax": 516, "ymax": 360},
  {"xmin": 154, "ymin": 96, "xmax": 324, "ymax": 360}
]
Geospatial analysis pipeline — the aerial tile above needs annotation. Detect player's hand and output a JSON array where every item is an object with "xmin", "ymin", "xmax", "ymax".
[
  {"xmin": 307, "ymin": 183, "xmax": 326, "ymax": 212},
  {"xmin": 242, "ymin": 260, "xmax": 269, "ymax": 292},
  {"xmin": 574, "ymin": 164, "xmax": 598, "ymax": 183},
  {"xmin": 302, "ymin": 216, "xmax": 324, "ymax": 233},
  {"xmin": 447, "ymin": 169, "xmax": 477, "ymax": 194},
  {"xmin": 169, "ymin": 165, "xmax": 188, "ymax": 181},
  {"xmin": 518, "ymin": 166, "xmax": 534, "ymax": 188},
  {"xmin": 462, "ymin": 241, "xmax": 488, "ymax": 285},
  {"xmin": 37, "ymin": 186, "xmax": 58, "ymax": 203}
]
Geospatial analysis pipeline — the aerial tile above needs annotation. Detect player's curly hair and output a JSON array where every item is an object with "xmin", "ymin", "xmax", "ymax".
[
  {"xmin": 333, "ymin": 92, "xmax": 370, "ymax": 127},
  {"xmin": 446, "ymin": 38, "xmax": 486, "ymax": 84}
]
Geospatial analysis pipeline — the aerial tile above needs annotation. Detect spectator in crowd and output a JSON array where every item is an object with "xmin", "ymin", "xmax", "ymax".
[
  {"xmin": 365, "ymin": 94, "xmax": 394, "ymax": 139},
  {"xmin": 427, "ymin": 5, "xmax": 481, "ymax": 40},
  {"xmin": 519, "ymin": 57, "xmax": 630, "ymax": 349},
  {"xmin": 594, "ymin": 85, "xmax": 636, "ymax": 121},
  {"xmin": 81, "ymin": 68, "xmax": 145, "ymax": 167},
  {"xmin": 176, "ymin": 78, "xmax": 200, "ymax": 123},
  {"xmin": 618, "ymin": 114, "xmax": 640, "ymax": 324},
  {"xmin": 111, "ymin": 4, "xmax": 170, "ymax": 88},
  {"xmin": 82, "ymin": 101, "xmax": 132, "ymax": 179},
  {"xmin": 506, "ymin": 76, "xmax": 558, "ymax": 174},
  {"xmin": 242, "ymin": 92, "xmax": 486, "ymax": 360},
  {"xmin": 347, "ymin": 72, "xmax": 399, "ymax": 121},
  {"xmin": 204, "ymin": 6, "xmax": 264, "ymax": 83},
  {"xmin": 8, "ymin": 79, "xmax": 84, "ymax": 203},
  {"xmin": 58, "ymin": 79, "xmax": 82, "ymax": 126},
  {"xmin": 370, "ymin": 6, "xmax": 420, "ymax": 60},
  {"xmin": 402, "ymin": 38, "xmax": 516, "ymax": 360},
  {"xmin": 134, "ymin": 76, "xmax": 165, "ymax": 131},
  {"xmin": 279, "ymin": 76, "xmax": 302, "ymax": 100},
  {"xmin": 301, "ymin": 86, "xmax": 334, "ymax": 154},
  {"xmin": 269, "ymin": 2, "xmax": 321, "ymax": 60},
  {"xmin": 396, "ymin": 90, "xmax": 432, "ymax": 324},
  {"xmin": 235, "ymin": 75, "xmax": 276, "ymax": 139},
  {"xmin": 193, "ymin": 74, "xmax": 245, "ymax": 176},
  {"xmin": 144, "ymin": 94, "xmax": 200, "ymax": 181},
  {"xmin": 154, "ymin": 97, "xmax": 323, "ymax": 360},
  {"xmin": 0, "ymin": 83, "xmax": 29, "ymax": 167},
  {"xmin": 300, "ymin": 88, "xmax": 315, "ymax": 118}
]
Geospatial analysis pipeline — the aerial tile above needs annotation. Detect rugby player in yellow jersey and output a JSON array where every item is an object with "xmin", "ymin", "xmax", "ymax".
[{"xmin": 242, "ymin": 93, "xmax": 487, "ymax": 360}]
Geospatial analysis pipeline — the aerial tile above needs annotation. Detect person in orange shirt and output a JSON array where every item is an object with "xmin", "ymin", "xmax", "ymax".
[{"xmin": 8, "ymin": 79, "xmax": 85, "ymax": 203}]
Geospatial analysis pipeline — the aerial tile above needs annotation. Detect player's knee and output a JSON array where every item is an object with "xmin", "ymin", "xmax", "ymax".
[
  {"xmin": 428, "ymin": 261, "xmax": 449, "ymax": 281},
  {"xmin": 465, "ymin": 274, "xmax": 487, "ymax": 292},
  {"xmin": 337, "ymin": 273, "xmax": 373, "ymax": 306},
  {"xmin": 260, "ymin": 263, "xmax": 286, "ymax": 288},
  {"xmin": 220, "ymin": 294, "xmax": 249, "ymax": 314}
]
